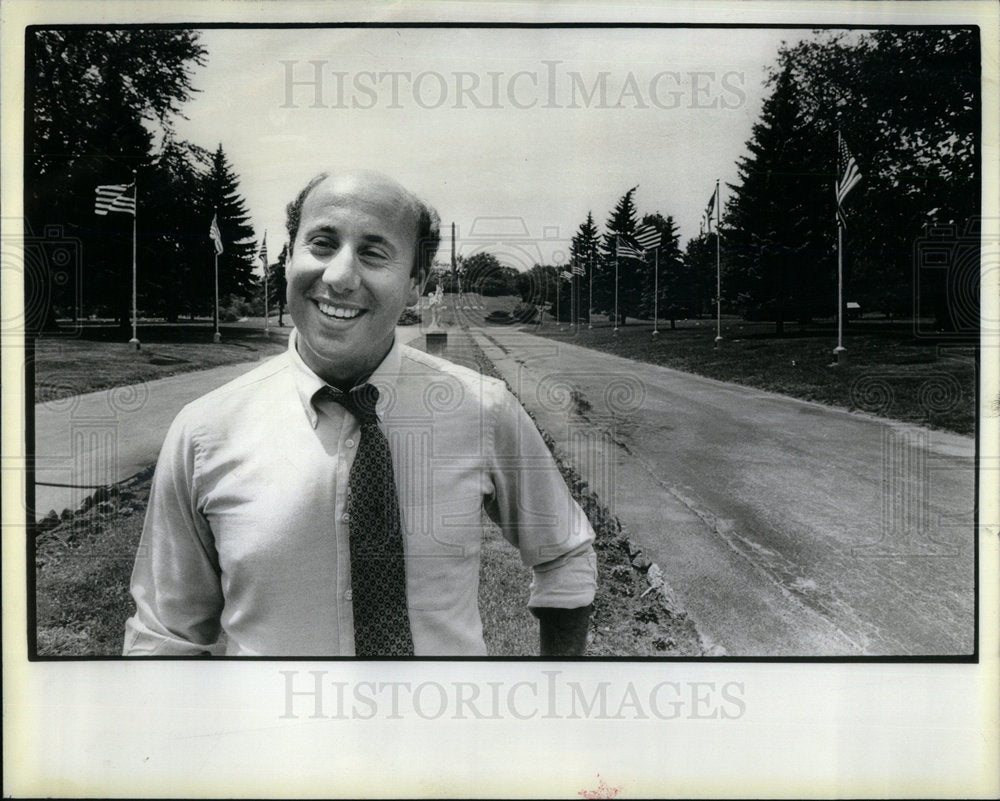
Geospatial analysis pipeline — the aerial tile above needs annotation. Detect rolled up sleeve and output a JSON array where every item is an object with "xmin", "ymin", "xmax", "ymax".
[
  {"xmin": 123, "ymin": 409, "xmax": 224, "ymax": 656},
  {"xmin": 485, "ymin": 387, "xmax": 597, "ymax": 609}
]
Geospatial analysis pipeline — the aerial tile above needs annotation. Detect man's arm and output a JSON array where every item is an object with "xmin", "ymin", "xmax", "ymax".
[
  {"xmin": 124, "ymin": 410, "xmax": 225, "ymax": 656},
  {"xmin": 530, "ymin": 604, "xmax": 593, "ymax": 656},
  {"xmin": 486, "ymin": 387, "xmax": 599, "ymax": 656}
]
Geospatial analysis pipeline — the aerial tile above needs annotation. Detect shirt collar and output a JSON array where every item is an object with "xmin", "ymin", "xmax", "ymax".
[{"xmin": 287, "ymin": 328, "xmax": 402, "ymax": 428}]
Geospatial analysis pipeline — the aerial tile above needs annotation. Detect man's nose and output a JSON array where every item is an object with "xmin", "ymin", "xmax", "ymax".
[{"xmin": 320, "ymin": 245, "xmax": 362, "ymax": 292}]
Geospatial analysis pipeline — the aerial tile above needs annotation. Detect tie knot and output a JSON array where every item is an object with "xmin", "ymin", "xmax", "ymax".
[{"xmin": 326, "ymin": 383, "xmax": 379, "ymax": 422}]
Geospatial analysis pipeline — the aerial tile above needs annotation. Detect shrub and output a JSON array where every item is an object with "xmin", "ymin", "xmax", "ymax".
[
  {"xmin": 397, "ymin": 308, "xmax": 422, "ymax": 326},
  {"xmin": 218, "ymin": 294, "xmax": 253, "ymax": 322}
]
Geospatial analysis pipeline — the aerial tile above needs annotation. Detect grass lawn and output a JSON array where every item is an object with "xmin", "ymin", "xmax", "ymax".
[
  {"xmin": 32, "ymin": 321, "xmax": 289, "ymax": 403},
  {"xmin": 34, "ymin": 470, "xmax": 151, "ymax": 656},
  {"xmin": 527, "ymin": 313, "xmax": 976, "ymax": 435}
]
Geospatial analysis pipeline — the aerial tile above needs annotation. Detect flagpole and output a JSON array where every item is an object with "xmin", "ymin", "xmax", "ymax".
[
  {"xmin": 710, "ymin": 179, "xmax": 720, "ymax": 347},
  {"xmin": 571, "ymin": 260, "xmax": 576, "ymax": 333},
  {"xmin": 613, "ymin": 235, "xmax": 619, "ymax": 332},
  {"xmin": 834, "ymin": 131, "xmax": 846, "ymax": 365},
  {"xmin": 588, "ymin": 249, "xmax": 593, "ymax": 329},
  {"xmin": 261, "ymin": 232, "xmax": 269, "ymax": 337},
  {"xmin": 556, "ymin": 272, "xmax": 561, "ymax": 327},
  {"xmin": 835, "ymin": 219, "xmax": 845, "ymax": 363},
  {"xmin": 128, "ymin": 169, "xmax": 140, "ymax": 349},
  {"xmin": 652, "ymin": 247, "xmax": 659, "ymax": 337},
  {"xmin": 213, "ymin": 213, "xmax": 221, "ymax": 343}
]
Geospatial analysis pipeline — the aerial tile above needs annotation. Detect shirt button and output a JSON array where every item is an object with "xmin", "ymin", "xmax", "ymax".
[
  {"xmin": 345, "ymin": 438, "xmax": 356, "ymax": 448},
  {"xmin": 341, "ymin": 512, "xmax": 350, "ymax": 522},
  {"xmin": 344, "ymin": 589, "xmax": 353, "ymax": 601}
]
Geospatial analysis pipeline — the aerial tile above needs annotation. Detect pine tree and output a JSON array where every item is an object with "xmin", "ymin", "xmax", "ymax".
[
  {"xmin": 596, "ymin": 187, "xmax": 641, "ymax": 326},
  {"xmin": 201, "ymin": 144, "xmax": 258, "ymax": 312},
  {"xmin": 724, "ymin": 59, "xmax": 833, "ymax": 333},
  {"xmin": 567, "ymin": 212, "xmax": 600, "ymax": 322},
  {"xmin": 269, "ymin": 243, "xmax": 289, "ymax": 326},
  {"xmin": 637, "ymin": 213, "xmax": 683, "ymax": 328},
  {"xmin": 681, "ymin": 234, "xmax": 719, "ymax": 319},
  {"xmin": 140, "ymin": 137, "xmax": 212, "ymax": 321}
]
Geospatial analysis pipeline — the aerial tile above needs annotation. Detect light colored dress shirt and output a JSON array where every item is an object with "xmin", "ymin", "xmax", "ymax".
[{"xmin": 124, "ymin": 331, "xmax": 597, "ymax": 656}]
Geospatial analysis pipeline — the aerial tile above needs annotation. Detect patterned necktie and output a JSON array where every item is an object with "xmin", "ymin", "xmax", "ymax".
[{"xmin": 328, "ymin": 384, "xmax": 414, "ymax": 656}]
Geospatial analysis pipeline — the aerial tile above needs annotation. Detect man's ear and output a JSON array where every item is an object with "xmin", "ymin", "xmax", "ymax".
[{"xmin": 407, "ymin": 270, "xmax": 428, "ymax": 306}]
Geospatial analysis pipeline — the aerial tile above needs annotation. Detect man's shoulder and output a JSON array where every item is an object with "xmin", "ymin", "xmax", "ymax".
[
  {"xmin": 398, "ymin": 343, "xmax": 507, "ymax": 397},
  {"xmin": 176, "ymin": 352, "xmax": 292, "ymax": 423}
]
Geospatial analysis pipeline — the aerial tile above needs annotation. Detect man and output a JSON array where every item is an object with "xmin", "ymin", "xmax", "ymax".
[{"xmin": 124, "ymin": 170, "xmax": 597, "ymax": 656}]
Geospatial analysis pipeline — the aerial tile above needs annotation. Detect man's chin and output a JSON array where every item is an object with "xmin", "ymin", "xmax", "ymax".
[{"xmin": 299, "ymin": 324, "xmax": 394, "ymax": 385}]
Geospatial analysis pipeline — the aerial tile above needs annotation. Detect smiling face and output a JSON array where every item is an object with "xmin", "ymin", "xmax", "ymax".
[{"xmin": 287, "ymin": 171, "xmax": 423, "ymax": 388}]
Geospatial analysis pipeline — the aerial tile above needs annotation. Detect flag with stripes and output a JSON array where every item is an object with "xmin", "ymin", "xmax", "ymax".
[
  {"xmin": 701, "ymin": 185, "xmax": 718, "ymax": 234},
  {"xmin": 560, "ymin": 269, "xmax": 573, "ymax": 282},
  {"xmin": 209, "ymin": 214, "xmax": 224, "ymax": 255},
  {"xmin": 94, "ymin": 183, "xmax": 135, "ymax": 216},
  {"xmin": 259, "ymin": 233, "xmax": 268, "ymax": 265},
  {"xmin": 571, "ymin": 257, "xmax": 585, "ymax": 276},
  {"xmin": 633, "ymin": 224, "xmax": 661, "ymax": 251},
  {"xmin": 835, "ymin": 134, "xmax": 862, "ymax": 228},
  {"xmin": 615, "ymin": 233, "xmax": 644, "ymax": 260}
]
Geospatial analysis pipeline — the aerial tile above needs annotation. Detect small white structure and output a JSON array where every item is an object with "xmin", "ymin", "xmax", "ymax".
[{"xmin": 427, "ymin": 284, "xmax": 445, "ymax": 329}]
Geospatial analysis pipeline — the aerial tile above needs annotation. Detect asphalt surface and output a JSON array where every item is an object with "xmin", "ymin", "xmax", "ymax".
[{"xmin": 470, "ymin": 326, "xmax": 976, "ymax": 657}]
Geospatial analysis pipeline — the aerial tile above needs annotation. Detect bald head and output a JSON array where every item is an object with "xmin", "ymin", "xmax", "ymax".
[{"xmin": 286, "ymin": 170, "xmax": 440, "ymax": 279}]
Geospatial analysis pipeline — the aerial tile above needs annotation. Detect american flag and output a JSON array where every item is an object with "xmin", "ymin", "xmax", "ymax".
[
  {"xmin": 571, "ymin": 257, "xmax": 585, "ymax": 276},
  {"xmin": 94, "ymin": 183, "xmax": 135, "ymax": 216},
  {"xmin": 836, "ymin": 134, "xmax": 862, "ymax": 228},
  {"xmin": 259, "ymin": 232, "xmax": 268, "ymax": 265},
  {"xmin": 560, "ymin": 269, "xmax": 574, "ymax": 281},
  {"xmin": 615, "ymin": 233, "xmax": 644, "ymax": 260},
  {"xmin": 633, "ymin": 224, "xmax": 661, "ymax": 251},
  {"xmin": 209, "ymin": 214, "xmax": 224, "ymax": 255},
  {"xmin": 701, "ymin": 185, "xmax": 718, "ymax": 234}
]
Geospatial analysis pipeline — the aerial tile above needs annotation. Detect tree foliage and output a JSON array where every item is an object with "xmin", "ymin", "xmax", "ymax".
[
  {"xmin": 26, "ymin": 29, "xmax": 265, "ymax": 332},
  {"xmin": 27, "ymin": 29, "xmax": 208, "ymax": 330},
  {"xmin": 203, "ymin": 144, "xmax": 259, "ymax": 305},
  {"xmin": 594, "ymin": 187, "xmax": 643, "ymax": 325},
  {"xmin": 722, "ymin": 29, "xmax": 978, "ymax": 328},
  {"xmin": 458, "ymin": 252, "xmax": 519, "ymax": 296},
  {"xmin": 635, "ymin": 213, "xmax": 684, "ymax": 327},
  {"xmin": 722, "ymin": 59, "xmax": 833, "ymax": 332}
]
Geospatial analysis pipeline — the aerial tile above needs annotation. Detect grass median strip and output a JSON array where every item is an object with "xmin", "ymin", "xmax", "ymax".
[{"xmin": 33, "ymin": 323, "xmax": 289, "ymax": 403}]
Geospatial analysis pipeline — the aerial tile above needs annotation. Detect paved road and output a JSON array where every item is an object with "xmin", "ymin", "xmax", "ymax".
[
  {"xmin": 32, "ymin": 327, "xmax": 424, "ymax": 519},
  {"xmin": 470, "ymin": 326, "xmax": 975, "ymax": 656}
]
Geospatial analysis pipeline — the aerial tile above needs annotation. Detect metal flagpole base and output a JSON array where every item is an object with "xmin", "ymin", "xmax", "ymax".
[
  {"xmin": 833, "ymin": 345, "xmax": 847, "ymax": 366},
  {"xmin": 652, "ymin": 329, "xmax": 659, "ymax": 337},
  {"xmin": 613, "ymin": 327, "xmax": 619, "ymax": 333},
  {"xmin": 213, "ymin": 332, "xmax": 222, "ymax": 343},
  {"xmin": 714, "ymin": 335, "xmax": 723, "ymax": 349},
  {"xmin": 128, "ymin": 337, "xmax": 140, "ymax": 350}
]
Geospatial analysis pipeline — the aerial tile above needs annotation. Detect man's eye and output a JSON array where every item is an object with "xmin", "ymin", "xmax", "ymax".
[
  {"xmin": 309, "ymin": 237, "xmax": 337, "ymax": 251},
  {"xmin": 360, "ymin": 248, "xmax": 390, "ymax": 262}
]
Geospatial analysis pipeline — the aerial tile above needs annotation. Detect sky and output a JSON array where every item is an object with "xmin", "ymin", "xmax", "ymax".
[{"xmin": 171, "ymin": 26, "xmax": 820, "ymax": 271}]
